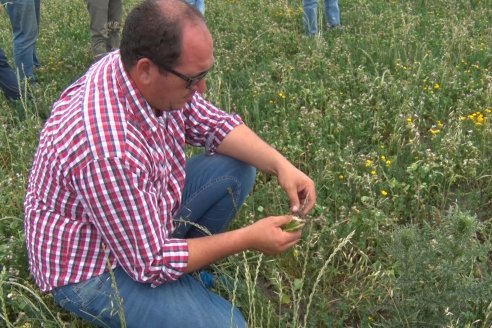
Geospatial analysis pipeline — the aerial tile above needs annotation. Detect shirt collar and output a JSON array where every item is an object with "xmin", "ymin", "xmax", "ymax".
[{"xmin": 112, "ymin": 51, "xmax": 161, "ymax": 133}]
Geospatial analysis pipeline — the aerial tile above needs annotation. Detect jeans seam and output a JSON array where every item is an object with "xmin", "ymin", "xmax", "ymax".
[
  {"xmin": 55, "ymin": 274, "xmax": 112, "ymax": 309},
  {"xmin": 176, "ymin": 175, "xmax": 241, "ymax": 229}
]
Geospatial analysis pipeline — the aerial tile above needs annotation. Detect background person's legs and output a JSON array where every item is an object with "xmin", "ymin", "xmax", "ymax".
[
  {"xmin": 303, "ymin": 0, "xmax": 319, "ymax": 35},
  {"xmin": 0, "ymin": 49, "xmax": 20, "ymax": 101},
  {"xmin": 86, "ymin": 0, "xmax": 110, "ymax": 60},
  {"xmin": 325, "ymin": 0, "xmax": 341, "ymax": 27},
  {"xmin": 4, "ymin": 0, "xmax": 39, "ymax": 80},
  {"xmin": 185, "ymin": 0, "xmax": 205, "ymax": 15},
  {"xmin": 107, "ymin": 0, "xmax": 122, "ymax": 51},
  {"xmin": 33, "ymin": 0, "xmax": 40, "ymax": 68}
]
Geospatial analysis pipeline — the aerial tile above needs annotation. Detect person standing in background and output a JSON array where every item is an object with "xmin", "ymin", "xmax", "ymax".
[
  {"xmin": 303, "ymin": 0, "xmax": 341, "ymax": 36},
  {"xmin": 0, "ymin": 6, "xmax": 20, "ymax": 101},
  {"xmin": 0, "ymin": 0, "xmax": 40, "ymax": 82},
  {"xmin": 85, "ymin": 0, "xmax": 122, "ymax": 61},
  {"xmin": 185, "ymin": 0, "xmax": 204, "ymax": 15}
]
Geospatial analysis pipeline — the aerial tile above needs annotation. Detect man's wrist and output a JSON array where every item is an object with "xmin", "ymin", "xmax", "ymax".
[{"xmin": 234, "ymin": 226, "xmax": 255, "ymax": 251}]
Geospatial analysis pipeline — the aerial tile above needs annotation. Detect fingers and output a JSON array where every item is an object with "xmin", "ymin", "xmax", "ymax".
[
  {"xmin": 275, "ymin": 216, "xmax": 303, "ymax": 251},
  {"xmin": 284, "ymin": 184, "xmax": 304, "ymax": 213},
  {"xmin": 276, "ymin": 230, "xmax": 302, "ymax": 255},
  {"xmin": 286, "ymin": 187, "xmax": 301, "ymax": 213},
  {"xmin": 288, "ymin": 186, "xmax": 317, "ymax": 215},
  {"xmin": 300, "ymin": 189, "xmax": 317, "ymax": 214},
  {"xmin": 250, "ymin": 215, "xmax": 303, "ymax": 255},
  {"xmin": 274, "ymin": 214, "xmax": 296, "ymax": 226}
]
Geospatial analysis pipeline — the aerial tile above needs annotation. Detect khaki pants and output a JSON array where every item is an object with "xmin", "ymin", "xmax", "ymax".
[{"xmin": 86, "ymin": 0, "xmax": 122, "ymax": 59}]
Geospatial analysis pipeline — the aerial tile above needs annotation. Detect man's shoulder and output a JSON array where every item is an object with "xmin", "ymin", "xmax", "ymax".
[{"xmin": 47, "ymin": 80, "xmax": 129, "ymax": 163}]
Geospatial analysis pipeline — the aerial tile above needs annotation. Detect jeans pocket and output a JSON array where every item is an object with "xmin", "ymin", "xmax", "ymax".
[
  {"xmin": 73, "ymin": 273, "xmax": 112, "ymax": 308},
  {"xmin": 53, "ymin": 272, "xmax": 112, "ymax": 310}
]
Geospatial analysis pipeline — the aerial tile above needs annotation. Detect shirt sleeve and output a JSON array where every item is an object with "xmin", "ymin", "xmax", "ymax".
[
  {"xmin": 184, "ymin": 93, "xmax": 243, "ymax": 154},
  {"xmin": 73, "ymin": 157, "xmax": 189, "ymax": 286}
]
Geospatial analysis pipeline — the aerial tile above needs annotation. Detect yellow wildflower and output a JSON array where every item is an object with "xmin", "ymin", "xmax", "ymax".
[
  {"xmin": 406, "ymin": 117, "xmax": 413, "ymax": 126},
  {"xmin": 475, "ymin": 114, "xmax": 485, "ymax": 125},
  {"xmin": 430, "ymin": 128, "xmax": 440, "ymax": 135},
  {"xmin": 381, "ymin": 190, "xmax": 388, "ymax": 197},
  {"xmin": 468, "ymin": 112, "xmax": 485, "ymax": 126},
  {"xmin": 365, "ymin": 160, "xmax": 373, "ymax": 167}
]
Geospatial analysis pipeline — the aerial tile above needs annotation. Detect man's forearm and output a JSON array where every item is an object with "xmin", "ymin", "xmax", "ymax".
[
  {"xmin": 217, "ymin": 123, "xmax": 317, "ymax": 214},
  {"xmin": 184, "ymin": 215, "xmax": 302, "ymax": 272},
  {"xmin": 185, "ymin": 227, "xmax": 252, "ymax": 272},
  {"xmin": 216, "ymin": 124, "xmax": 295, "ymax": 176}
]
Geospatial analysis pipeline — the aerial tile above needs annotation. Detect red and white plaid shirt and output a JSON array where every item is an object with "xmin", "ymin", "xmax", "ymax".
[{"xmin": 24, "ymin": 51, "xmax": 243, "ymax": 292}]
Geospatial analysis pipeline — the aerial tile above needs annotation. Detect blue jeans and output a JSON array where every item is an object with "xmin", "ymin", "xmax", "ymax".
[
  {"xmin": 52, "ymin": 154, "xmax": 256, "ymax": 327},
  {"xmin": 0, "ymin": 49, "xmax": 20, "ymax": 100},
  {"xmin": 173, "ymin": 154, "xmax": 256, "ymax": 238},
  {"xmin": 2, "ymin": 0, "xmax": 40, "ymax": 81},
  {"xmin": 185, "ymin": 0, "xmax": 205, "ymax": 15},
  {"xmin": 303, "ymin": 0, "xmax": 341, "ymax": 35},
  {"xmin": 53, "ymin": 268, "xmax": 247, "ymax": 328}
]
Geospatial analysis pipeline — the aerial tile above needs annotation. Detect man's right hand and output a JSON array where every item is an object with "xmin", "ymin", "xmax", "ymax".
[
  {"xmin": 245, "ymin": 215, "xmax": 302, "ymax": 255},
  {"xmin": 186, "ymin": 215, "xmax": 302, "ymax": 272}
]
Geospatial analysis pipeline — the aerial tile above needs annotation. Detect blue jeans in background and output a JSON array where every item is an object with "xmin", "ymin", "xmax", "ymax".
[
  {"xmin": 0, "ymin": 49, "xmax": 20, "ymax": 101},
  {"xmin": 2, "ymin": 0, "xmax": 40, "ymax": 81},
  {"xmin": 303, "ymin": 0, "xmax": 341, "ymax": 35},
  {"xmin": 52, "ymin": 154, "xmax": 256, "ymax": 327},
  {"xmin": 185, "ymin": 0, "xmax": 205, "ymax": 15}
]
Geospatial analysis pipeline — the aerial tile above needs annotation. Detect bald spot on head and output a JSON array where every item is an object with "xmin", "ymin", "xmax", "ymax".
[
  {"xmin": 157, "ymin": 0, "xmax": 209, "ymax": 66},
  {"xmin": 120, "ymin": 0, "xmax": 206, "ymax": 70}
]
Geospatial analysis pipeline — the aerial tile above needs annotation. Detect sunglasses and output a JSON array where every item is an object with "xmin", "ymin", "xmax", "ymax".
[
  {"xmin": 136, "ymin": 54, "xmax": 212, "ymax": 89},
  {"xmin": 160, "ymin": 66, "xmax": 211, "ymax": 90}
]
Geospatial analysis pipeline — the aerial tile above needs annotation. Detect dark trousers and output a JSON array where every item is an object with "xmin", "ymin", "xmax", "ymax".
[{"xmin": 0, "ymin": 49, "xmax": 20, "ymax": 101}]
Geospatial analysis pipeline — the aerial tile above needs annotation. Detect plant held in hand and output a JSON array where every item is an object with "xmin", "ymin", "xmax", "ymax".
[{"xmin": 282, "ymin": 215, "xmax": 306, "ymax": 232}]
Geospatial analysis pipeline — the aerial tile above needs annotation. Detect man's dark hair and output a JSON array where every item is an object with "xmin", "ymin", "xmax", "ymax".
[{"xmin": 120, "ymin": 0, "xmax": 204, "ymax": 70}]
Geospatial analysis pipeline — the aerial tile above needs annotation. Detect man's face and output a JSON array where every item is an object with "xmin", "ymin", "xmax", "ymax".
[{"xmin": 147, "ymin": 22, "xmax": 215, "ymax": 112}]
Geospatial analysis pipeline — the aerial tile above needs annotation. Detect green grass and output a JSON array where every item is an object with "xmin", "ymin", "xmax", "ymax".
[{"xmin": 1, "ymin": 0, "xmax": 491, "ymax": 327}]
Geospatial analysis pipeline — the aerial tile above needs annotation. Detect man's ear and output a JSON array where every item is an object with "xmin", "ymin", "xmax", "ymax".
[{"xmin": 133, "ymin": 58, "xmax": 156, "ymax": 86}]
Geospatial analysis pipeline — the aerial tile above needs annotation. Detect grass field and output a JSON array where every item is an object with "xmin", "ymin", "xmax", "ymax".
[{"xmin": 1, "ymin": 0, "xmax": 491, "ymax": 327}]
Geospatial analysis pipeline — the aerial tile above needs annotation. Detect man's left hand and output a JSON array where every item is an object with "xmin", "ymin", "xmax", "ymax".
[{"xmin": 276, "ymin": 163, "xmax": 316, "ymax": 215}]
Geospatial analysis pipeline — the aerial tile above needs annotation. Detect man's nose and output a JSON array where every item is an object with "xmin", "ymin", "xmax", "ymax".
[{"xmin": 193, "ymin": 79, "xmax": 207, "ymax": 93}]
